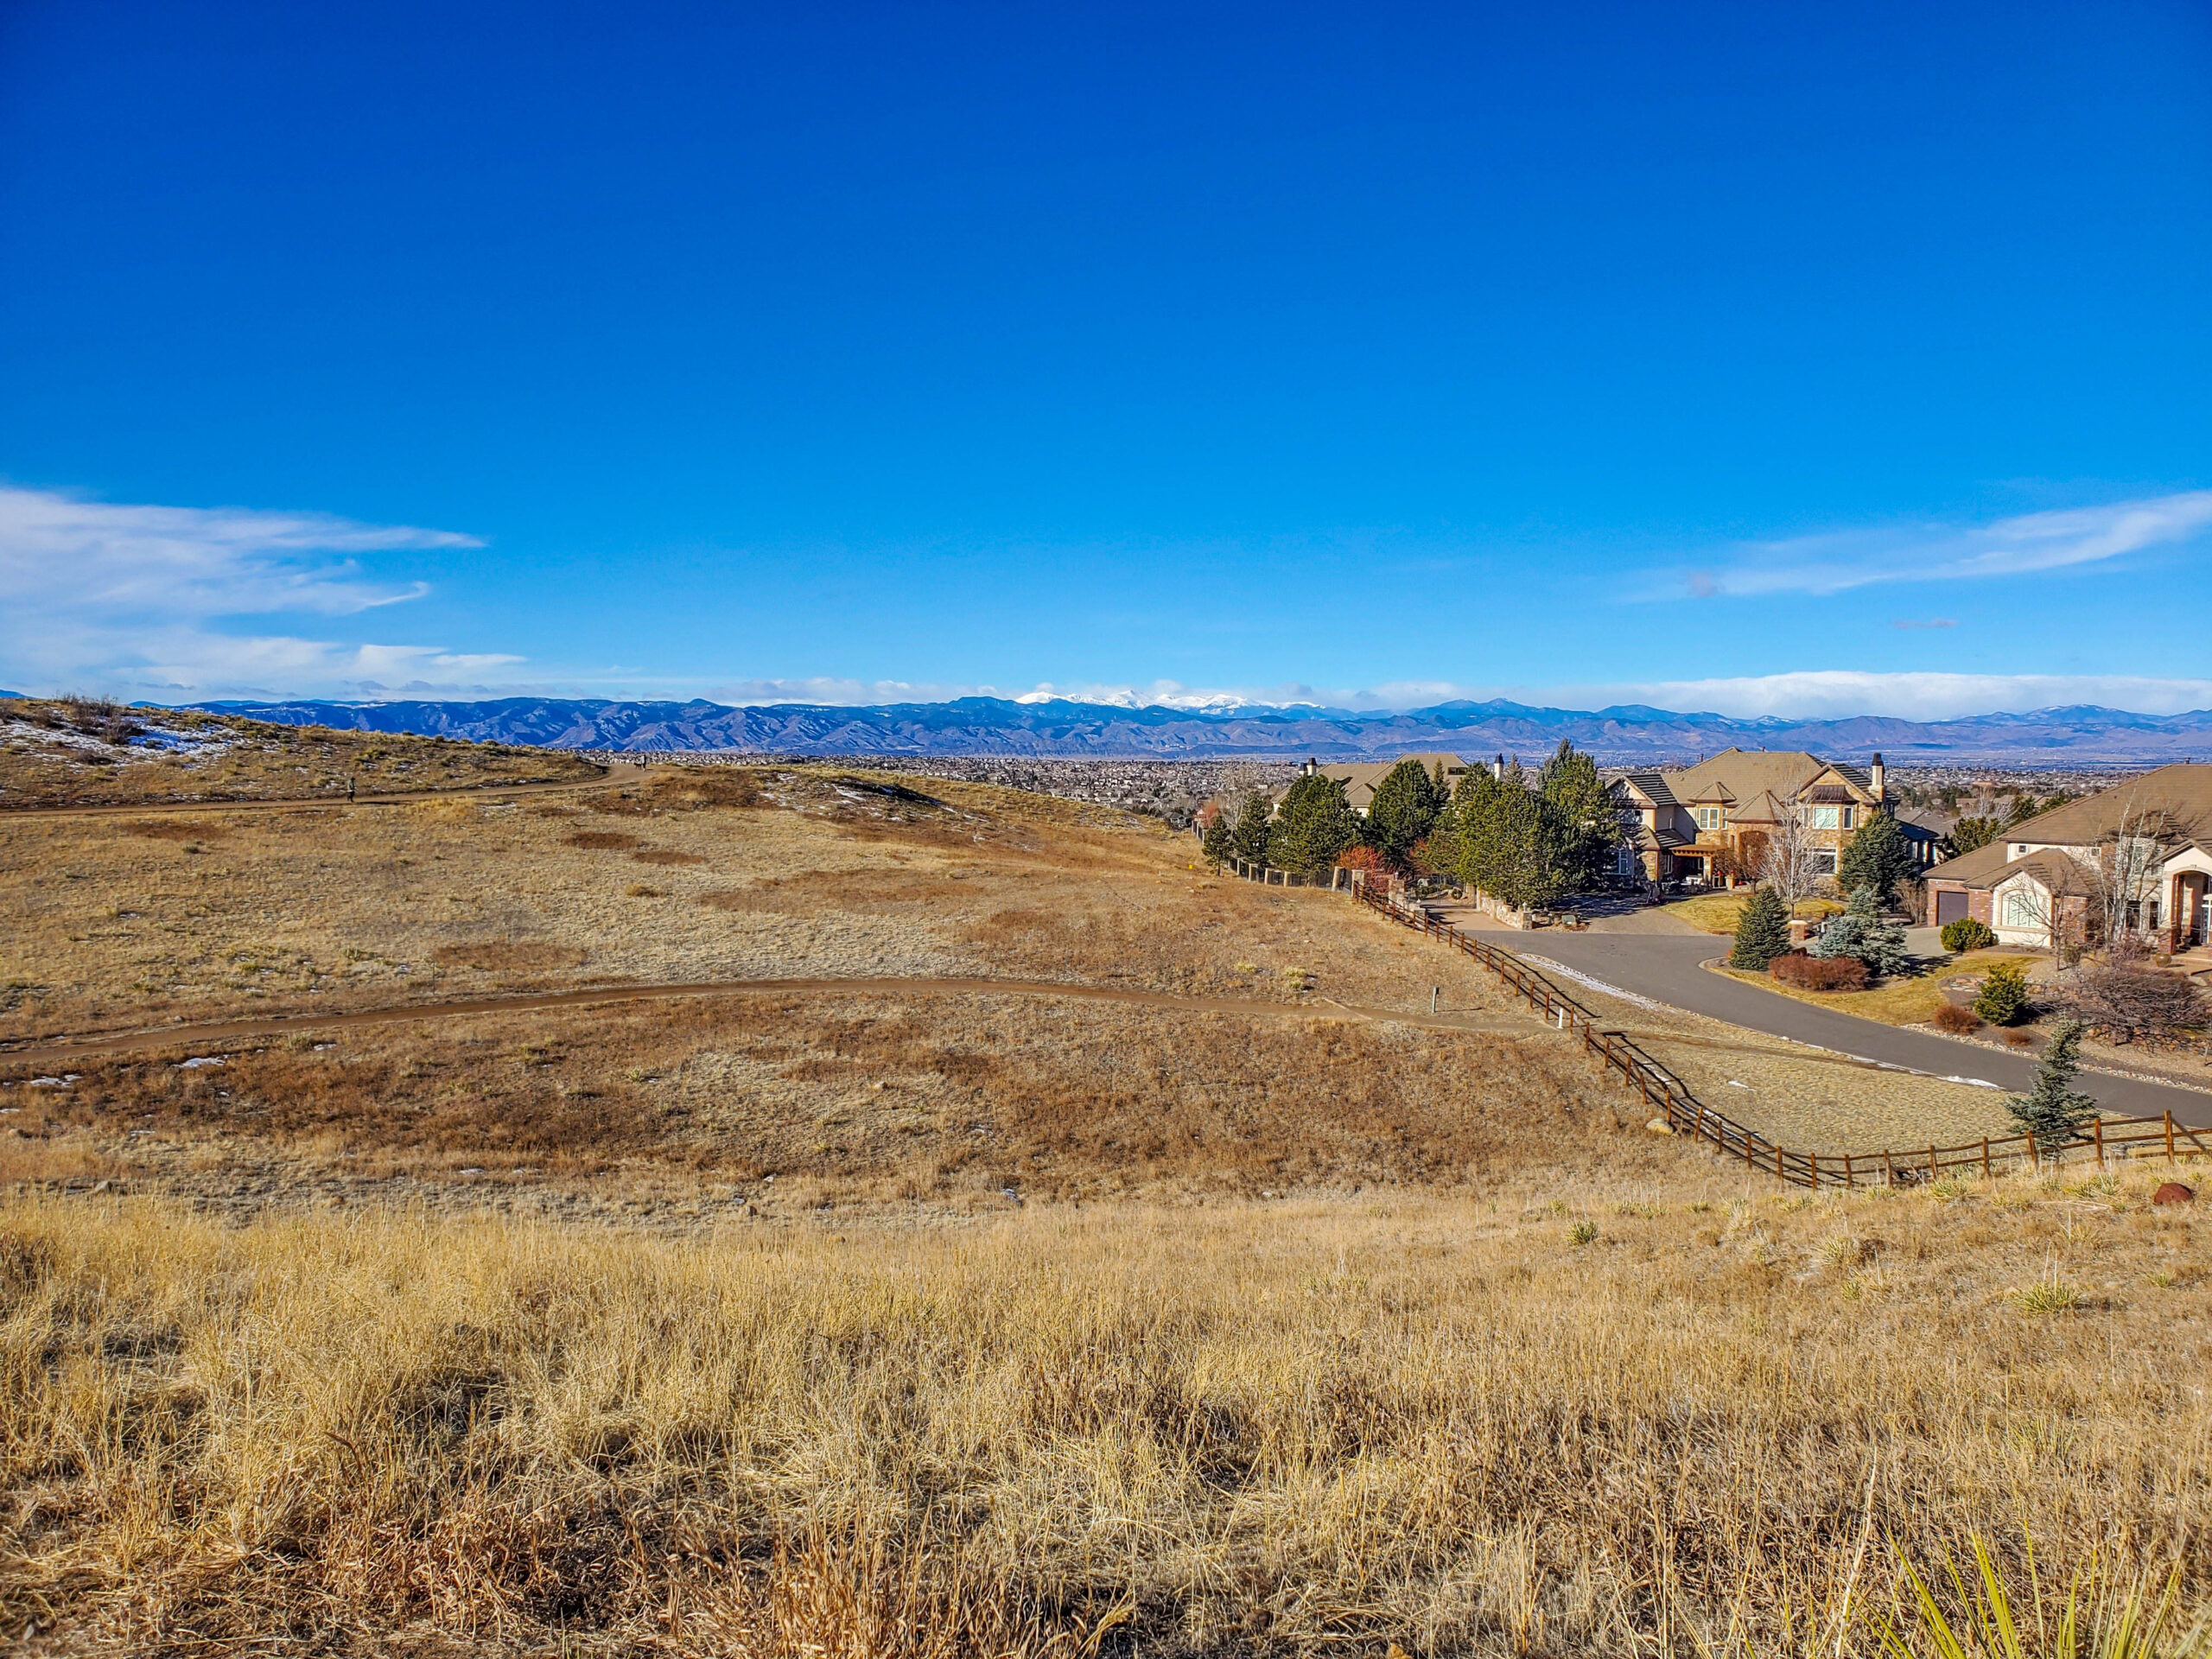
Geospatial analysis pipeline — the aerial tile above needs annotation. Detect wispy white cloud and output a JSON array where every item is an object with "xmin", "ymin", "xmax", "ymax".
[
  {"xmin": 1660, "ymin": 489, "xmax": 2212, "ymax": 599},
  {"xmin": 0, "ymin": 485, "xmax": 518, "ymax": 696},
  {"xmin": 1567, "ymin": 671, "xmax": 2212, "ymax": 721}
]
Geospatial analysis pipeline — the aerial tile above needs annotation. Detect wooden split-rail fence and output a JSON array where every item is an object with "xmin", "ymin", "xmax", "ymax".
[{"xmin": 1350, "ymin": 881, "xmax": 2209, "ymax": 1188}]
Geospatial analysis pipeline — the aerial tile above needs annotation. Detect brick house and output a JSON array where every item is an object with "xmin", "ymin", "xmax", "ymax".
[
  {"xmin": 1611, "ymin": 748, "xmax": 1938, "ymax": 886},
  {"xmin": 1921, "ymin": 763, "xmax": 2212, "ymax": 954}
]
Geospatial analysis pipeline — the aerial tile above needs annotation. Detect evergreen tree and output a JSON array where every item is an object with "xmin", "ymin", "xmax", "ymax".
[
  {"xmin": 1200, "ymin": 810, "xmax": 1233, "ymax": 870},
  {"xmin": 1455, "ymin": 760, "xmax": 1566, "ymax": 911},
  {"xmin": 1837, "ymin": 811, "xmax": 1916, "ymax": 904},
  {"xmin": 1536, "ymin": 739, "xmax": 1624, "ymax": 892},
  {"xmin": 1271, "ymin": 772, "xmax": 1360, "ymax": 879},
  {"xmin": 1364, "ymin": 758, "xmax": 1446, "ymax": 867},
  {"xmin": 1808, "ymin": 885, "xmax": 1911, "ymax": 978},
  {"xmin": 1729, "ymin": 886, "xmax": 1791, "ymax": 970},
  {"xmin": 1948, "ymin": 816, "xmax": 2001, "ymax": 856},
  {"xmin": 1230, "ymin": 789, "xmax": 1272, "ymax": 868},
  {"xmin": 1972, "ymin": 959, "xmax": 2032, "ymax": 1025},
  {"xmin": 2005, "ymin": 1019, "xmax": 2100, "ymax": 1145}
]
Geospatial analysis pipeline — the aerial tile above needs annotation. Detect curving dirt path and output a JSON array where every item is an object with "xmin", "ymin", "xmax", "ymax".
[{"xmin": 0, "ymin": 976, "xmax": 1557, "ymax": 1069}]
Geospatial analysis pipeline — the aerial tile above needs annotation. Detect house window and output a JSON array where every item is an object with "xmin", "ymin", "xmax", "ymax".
[
  {"xmin": 1841, "ymin": 806, "xmax": 1856, "ymax": 830},
  {"xmin": 2002, "ymin": 891, "xmax": 2041, "ymax": 929},
  {"xmin": 1695, "ymin": 806, "xmax": 1722, "ymax": 833},
  {"xmin": 1804, "ymin": 805, "xmax": 1842, "ymax": 830},
  {"xmin": 1814, "ymin": 849, "xmax": 1837, "ymax": 874}
]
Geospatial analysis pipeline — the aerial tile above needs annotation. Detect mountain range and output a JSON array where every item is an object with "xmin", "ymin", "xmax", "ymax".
[{"xmin": 168, "ymin": 696, "xmax": 2212, "ymax": 765}]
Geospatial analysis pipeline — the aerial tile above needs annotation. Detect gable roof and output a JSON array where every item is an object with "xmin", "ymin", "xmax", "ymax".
[
  {"xmin": 1659, "ymin": 748, "xmax": 1862, "ymax": 810},
  {"xmin": 1983, "ymin": 762, "xmax": 2212, "ymax": 851},
  {"xmin": 1299, "ymin": 753, "xmax": 1467, "ymax": 812}
]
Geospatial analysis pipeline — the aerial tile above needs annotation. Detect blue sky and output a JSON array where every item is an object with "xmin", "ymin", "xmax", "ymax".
[{"xmin": 3, "ymin": 1, "xmax": 2209, "ymax": 717}]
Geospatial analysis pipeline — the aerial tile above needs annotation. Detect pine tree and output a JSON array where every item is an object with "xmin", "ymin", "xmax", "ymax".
[
  {"xmin": 1730, "ymin": 886, "xmax": 1791, "ymax": 969},
  {"xmin": 1200, "ymin": 811, "xmax": 1232, "ymax": 870},
  {"xmin": 1536, "ymin": 739, "xmax": 1623, "ymax": 892},
  {"xmin": 1364, "ymin": 759, "xmax": 1445, "ymax": 867},
  {"xmin": 1973, "ymin": 960, "xmax": 2032, "ymax": 1026},
  {"xmin": 2005, "ymin": 1019, "xmax": 2100, "ymax": 1145},
  {"xmin": 1230, "ymin": 789, "xmax": 1272, "ymax": 868},
  {"xmin": 1837, "ymin": 811, "xmax": 1916, "ymax": 904},
  {"xmin": 1272, "ymin": 772, "xmax": 1360, "ymax": 879}
]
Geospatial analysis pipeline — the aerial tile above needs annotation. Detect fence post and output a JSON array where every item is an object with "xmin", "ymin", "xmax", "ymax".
[
  {"xmin": 1981, "ymin": 1138, "xmax": 1991, "ymax": 1179},
  {"xmin": 1810, "ymin": 1153, "xmax": 1819, "ymax": 1187},
  {"xmin": 1927, "ymin": 1145, "xmax": 1937, "ymax": 1181},
  {"xmin": 2094, "ymin": 1117, "xmax": 2105, "ymax": 1169},
  {"xmin": 2167, "ymin": 1111, "xmax": 2177, "ymax": 1162},
  {"xmin": 1883, "ymin": 1149, "xmax": 1894, "ymax": 1185},
  {"xmin": 1842, "ymin": 1152, "xmax": 1853, "ymax": 1186},
  {"xmin": 2027, "ymin": 1130, "xmax": 2038, "ymax": 1173}
]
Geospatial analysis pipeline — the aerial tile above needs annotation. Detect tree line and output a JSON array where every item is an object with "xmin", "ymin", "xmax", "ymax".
[{"xmin": 1201, "ymin": 742, "xmax": 1625, "ymax": 909}]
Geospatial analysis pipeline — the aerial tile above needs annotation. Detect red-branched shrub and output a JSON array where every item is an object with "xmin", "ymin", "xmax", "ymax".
[
  {"xmin": 1932, "ymin": 1001, "xmax": 1983, "ymax": 1034},
  {"xmin": 1770, "ymin": 951, "xmax": 1869, "ymax": 992}
]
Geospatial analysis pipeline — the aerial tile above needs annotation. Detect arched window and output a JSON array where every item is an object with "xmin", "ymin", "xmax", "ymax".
[{"xmin": 2001, "ymin": 889, "xmax": 2041, "ymax": 929}]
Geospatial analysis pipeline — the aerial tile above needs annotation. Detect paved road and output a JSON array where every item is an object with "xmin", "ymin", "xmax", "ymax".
[
  {"xmin": 1503, "ymin": 927, "xmax": 2212, "ymax": 1129},
  {"xmin": 0, "ymin": 976, "xmax": 1544, "ymax": 1070}
]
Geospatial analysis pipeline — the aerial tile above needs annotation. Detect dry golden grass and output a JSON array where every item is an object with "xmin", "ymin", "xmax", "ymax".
[
  {"xmin": 4, "ymin": 1164, "xmax": 2208, "ymax": 1655},
  {"xmin": 0, "ymin": 700, "xmax": 597, "ymax": 808},
  {"xmin": 1662, "ymin": 891, "xmax": 1845, "ymax": 935},
  {"xmin": 1715, "ymin": 950, "xmax": 2024, "ymax": 1025}
]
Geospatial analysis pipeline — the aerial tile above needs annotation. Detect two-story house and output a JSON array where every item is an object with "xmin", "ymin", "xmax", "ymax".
[{"xmin": 1612, "ymin": 748, "xmax": 1937, "ymax": 887}]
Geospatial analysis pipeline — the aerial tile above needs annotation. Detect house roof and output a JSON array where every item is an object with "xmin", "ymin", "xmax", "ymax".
[
  {"xmin": 1985, "ymin": 763, "xmax": 2212, "ymax": 851},
  {"xmin": 1299, "ymin": 753, "xmax": 1467, "ymax": 812},
  {"xmin": 1658, "ymin": 748, "xmax": 1876, "ymax": 810},
  {"xmin": 1927, "ymin": 764, "xmax": 2212, "ymax": 889},
  {"xmin": 1924, "ymin": 836, "xmax": 2016, "ymax": 887},
  {"xmin": 1999, "ymin": 852, "xmax": 2094, "ymax": 898},
  {"xmin": 1619, "ymin": 770, "xmax": 1677, "ymax": 807}
]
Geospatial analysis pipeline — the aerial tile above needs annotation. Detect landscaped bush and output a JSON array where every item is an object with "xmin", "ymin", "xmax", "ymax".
[
  {"xmin": 1770, "ymin": 951, "xmax": 1869, "ymax": 991},
  {"xmin": 1940, "ymin": 917, "xmax": 1998, "ymax": 953},
  {"xmin": 1932, "ymin": 1001, "xmax": 1984, "ymax": 1034},
  {"xmin": 2055, "ymin": 962, "xmax": 2209, "ymax": 1046},
  {"xmin": 1972, "ymin": 960, "xmax": 2033, "ymax": 1026}
]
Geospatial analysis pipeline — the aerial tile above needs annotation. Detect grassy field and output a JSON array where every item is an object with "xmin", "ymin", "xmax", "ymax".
[
  {"xmin": 1664, "ymin": 890, "xmax": 1844, "ymax": 935},
  {"xmin": 5, "ymin": 1169, "xmax": 2208, "ymax": 1656},
  {"xmin": 0, "ymin": 697, "xmax": 598, "ymax": 808},
  {"xmin": 5, "ymin": 751, "xmax": 2204, "ymax": 1652}
]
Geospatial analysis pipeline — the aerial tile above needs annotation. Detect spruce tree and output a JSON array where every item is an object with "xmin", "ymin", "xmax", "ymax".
[
  {"xmin": 2005, "ymin": 1019, "xmax": 2100, "ymax": 1145},
  {"xmin": 1364, "ymin": 759, "xmax": 1445, "ymax": 867},
  {"xmin": 1536, "ymin": 739, "xmax": 1623, "ymax": 892},
  {"xmin": 1229, "ymin": 789, "xmax": 1272, "ymax": 868},
  {"xmin": 1729, "ymin": 885, "xmax": 1791, "ymax": 969},
  {"xmin": 1837, "ymin": 811, "xmax": 1915, "ymax": 904},
  {"xmin": 1200, "ymin": 811, "xmax": 1232, "ymax": 870},
  {"xmin": 1272, "ymin": 772, "xmax": 1359, "ymax": 879},
  {"xmin": 1808, "ymin": 885, "xmax": 1912, "ymax": 979}
]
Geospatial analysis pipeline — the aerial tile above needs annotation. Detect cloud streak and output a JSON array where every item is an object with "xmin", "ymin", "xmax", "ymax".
[
  {"xmin": 1658, "ymin": 489, "xmax": 2212, "ymax": 599},
  {"xmin": 0, "ymin": 486, "xmax": 518, "ymax": 697}
]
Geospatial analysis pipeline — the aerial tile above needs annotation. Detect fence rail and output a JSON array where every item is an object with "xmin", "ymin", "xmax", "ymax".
[{"xmin": 1349, "ymin": 880, "xmax": 2209, "ymax": 1188}]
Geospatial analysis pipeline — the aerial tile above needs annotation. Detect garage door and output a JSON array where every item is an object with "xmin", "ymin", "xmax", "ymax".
[{"xmin": 1936, "ymin": 889, "xmax": 1969, "ymax": 925}]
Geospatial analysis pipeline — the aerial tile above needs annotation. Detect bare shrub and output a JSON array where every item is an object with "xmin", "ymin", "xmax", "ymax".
[
  {"xmin": 1770, "ymin": 951, "xmax": 1868, "ymax": 991},
  {"xmin": 2056, "ymin": 962, "xmax": 2209, "ymax": 1046}
]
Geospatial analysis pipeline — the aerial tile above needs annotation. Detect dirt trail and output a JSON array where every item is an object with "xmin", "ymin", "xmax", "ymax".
[
  {"xmin": 0, "ymin": 759, "xmax": 648, "ymax": 820},
  {"xmin": 0, "ymin": 976, "xmax": 1554, "ymax": 1068}
]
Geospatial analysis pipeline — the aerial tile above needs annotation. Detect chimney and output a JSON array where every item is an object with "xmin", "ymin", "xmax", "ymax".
[
  {"xmin": 1491, "ymin": 753, "xmax": 1504, "ymax": 780},
  {"xmin": 1870, "ymin": 752, "xmax": 1885, "ymax": 803},
  {"xmin": 1302, "ymin": 757, "xmax": 1318, "ymax": 777}
]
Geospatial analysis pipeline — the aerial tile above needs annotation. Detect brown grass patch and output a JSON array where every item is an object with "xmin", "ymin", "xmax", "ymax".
[
  {"xmin": 4, "ymin": 1169, "xmax": 2209, "ymax": 1654},
  {"xmin": 565, "ymin": 829, "xmax": 645, "ymax": 850},
  {"xmin": 431, "ymin": 941, "xmax": 589, "ymax": 972},
  {"xmin": 631, "ymin": 848, "xmax": 705, "ymax": 865},
  {"xmin": 121, "ymin": 819, "xmax": 231, "ymax": 841}
]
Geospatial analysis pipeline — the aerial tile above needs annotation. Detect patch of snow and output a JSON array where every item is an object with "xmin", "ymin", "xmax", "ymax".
[
  {"xmin": 176, "ymin": 1056, "xmax": 225, "ymax": 1069},
  {"xmin": 1521, "ymin": 956, "xmax": 1666, "ymax": 1013}
]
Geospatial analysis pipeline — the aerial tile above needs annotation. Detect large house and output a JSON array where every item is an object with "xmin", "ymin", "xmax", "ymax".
[
  {"xmin": 1921, "ymin": 764, "xmax": 2212, "ymax": 955},
  {"xmin": 1611, "ymin": 748, "xmax": 1938, "ymax": 886}
]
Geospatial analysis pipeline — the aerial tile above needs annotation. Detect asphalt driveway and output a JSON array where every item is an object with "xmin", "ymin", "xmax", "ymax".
[{"xmin": 1501, "ymin": 927, "xmax": 2212, "ymax": 1131}]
